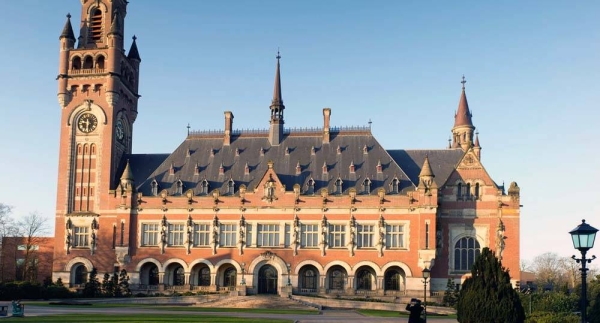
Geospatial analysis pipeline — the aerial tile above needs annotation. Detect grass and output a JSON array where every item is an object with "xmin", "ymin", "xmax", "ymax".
[
  {"xmin": 0, "ymin": 314, "xmax": 292, "ymax": 323},
  {"xmin": 357, "ymin": 309, "xmax": 457, "ymax": 319}
]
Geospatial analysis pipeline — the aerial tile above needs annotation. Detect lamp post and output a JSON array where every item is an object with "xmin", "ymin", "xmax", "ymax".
[
  {"xmin": 286, "ymin": 263, "xmax": 292, "ymax": 286},
  {"xmin": 240, "ymin": 262, "xmax": 246, "ymax": 285},
  {"xmin": 422, "ymin": 268, "xmax": 430, "ymax": 323},
  {"xmin": 569, "ymin": 219, "xmax": 598, "ymax": 323}
]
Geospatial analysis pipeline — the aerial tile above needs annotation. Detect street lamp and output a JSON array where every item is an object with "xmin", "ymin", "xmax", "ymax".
[
  {"xmin": 240, "ymin": 262, "xmax": 246, "ymax": 285},
  {"xmin": 422, "ymin": 268, "xmax": 430, "ymax": 323},
  {"xmin": 286, "ymin": 263, "xmax": 292, "ymax": 286},
  {"xmin": 570, "ymin": 219, "xmax": 598, "ymax": 323}
]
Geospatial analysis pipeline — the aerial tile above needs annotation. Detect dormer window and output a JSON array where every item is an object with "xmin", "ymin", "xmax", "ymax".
[
  {"xmin": 200, "ymin": 179, "xmax": 209, "ymax": 195},
  {"xmin": 334, "ymin": 177, "xmax": 343, "ymax": 195},
  {"xmin": 362, "ymin": 178, "xmax": 372, "ymax": 195},
  {"xmin": 244, "ymin": 162, "xmax": 250, "ymax": 175},
  {"xmin": 175, "ymin": 180, "xmax": 183, "ymax": 195},
  {"xmin": 228, "ymin": 178, "xmax": 235, "ymax": 195},
  {"xmin": 219, "ymin": 163, "xmax": 225, "ymax": 175},
  {"xmin": 169, "ymin": 163, "xmax": 175, "ymax": 176},
  {"xmin": 376, "ymin": 160, "xmax": 382, "ymax": 173},
  {"xmin": 186, "ymin": 149, "xmax": 191, "ymax": 158},
  {"xmin": 306, "ymin": 178, "xmax": 315, "ymax": 195},
  {"xmin": 390, "ymin": 176, "xmax": 400, "ymax": 194},
  {"xmin": 264, "ymin": 175, "xmax": 276, "ymax": 202},
  {"xmin": 210, "ymin": 149, "xmax": 215, "ymax": 157},
  {"xmin": 349, "ymin": 161, "xmax": 355, "ymax": 173},
  {"xmin": 194, "ymin": 163, "xmax": 200, "ymax": 176},
  {"xmin": 322, "ymin": 162, "xmax": 328, "ymax": 174},
  {"xmin": 151, "ymin": 180, "xmax": 158, "ymax": 196}
]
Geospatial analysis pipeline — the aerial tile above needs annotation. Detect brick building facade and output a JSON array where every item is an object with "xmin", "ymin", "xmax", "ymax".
[
  {"xmin": 50, "ymin": 0, "xmax": 521, "ymax": 297},
  {"xmin": 1, "ymin": 237, "xmax": 54, "ymax": 284}
]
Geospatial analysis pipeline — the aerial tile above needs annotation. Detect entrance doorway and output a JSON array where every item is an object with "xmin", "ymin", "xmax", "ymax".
[{"xmin": 258, "ymin": 265, "xmax": 278, "ymax": 294}]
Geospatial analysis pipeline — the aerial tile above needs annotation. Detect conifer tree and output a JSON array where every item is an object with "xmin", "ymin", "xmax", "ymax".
[
  {"xmin": 83, "ymin": 267, "xmax": 100, "ymax": 298},
  {"xmin": 456, "ymin": 247, "xmax": 525, "ymax": 323},
  {"xmin": 443, "ymin": 278, "xmax": 459, "ymax": 307},
  {"xmin": 118, "ymin": 269, "xmax": 131, "ymax": 297}
]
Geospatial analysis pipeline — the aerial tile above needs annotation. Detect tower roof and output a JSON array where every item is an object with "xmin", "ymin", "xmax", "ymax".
[
  {"xmin": 271, "ymin": 51, "xmax": 284, "ymax": 108},
  {"xmin": 474, "ymin": 132, "xmax": 480, "ymax": 147},
  {"xmin": 121, "ymin": 159, "xmax": 134, "ymax": 181},
  {"xmin": 418, "ymin": 155, "xmax": 435, "ymax": 178},
  {"xmin": 128, "ymin": 35, "xmax": 141, "ymax": 61},
  {"xmin": 59, "ymin": 13, "xmax": 76, "ymax": 41},
  {"xmin": 454, "ymin": 76, "xmax": 473, "ymax": 128}
]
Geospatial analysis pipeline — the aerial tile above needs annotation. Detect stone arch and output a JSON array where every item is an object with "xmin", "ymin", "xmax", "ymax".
[
  {"xmin": 295, "ymin": 259, "xmax": 324, "ymax": 276},
  {"xmin": 162, "ymin": 258, "xmax": 188, "ymax": 272},
  {"xmin": 189, "ymin": 259, "xmax": 215, "ymax": 272},
  {"xmin": 381, "ymin": 261, "xmax": 413, "ymax": 277},
  {"xmin": 71, "ymin": 55, "xmax": 82, "ymax": 70},
  {"xmin": 135, "ymin": 257, "xmax": 162, "ymax": 272},
  {"xmin": 350, "ymin": 261, "xmax": 382, "ymax": 276},
  {"xmin": 65, "ymin": 256, "xmax": 93, "ymax": 272},
  {"xmin": 323, "ymin": 260, "xmax": 352, "ymax": 275},
  {"xmin": 67, "ymin": 102, "xmax": 108, "ymax": 127}
]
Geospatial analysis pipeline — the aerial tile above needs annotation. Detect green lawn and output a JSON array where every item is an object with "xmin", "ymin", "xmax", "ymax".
[
  {"xmin": 357, "ymin": 309, "xmax": 457, "ymax": 319},
  {"xmin": 1, "ymin": 314, "xmax": 292, "ymax": 323}
]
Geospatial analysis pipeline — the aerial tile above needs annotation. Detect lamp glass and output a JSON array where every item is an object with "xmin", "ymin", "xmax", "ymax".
[
  {"xmin": 422, "ymin": 268, "xmax": 430, "ymax": 279},
  {"xmin": 570, "ymin": 220, "xmax": 598, "ymax": 250}
]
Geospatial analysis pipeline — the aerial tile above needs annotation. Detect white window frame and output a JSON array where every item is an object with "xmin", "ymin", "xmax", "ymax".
[
  {"xmin": 219, "ymin": 223, "xmax": 237, "ymax": 247},
  {"xmin": 257, "ymin": 224, "xmax": 280, "ymax": 247},
  {"xmin": 301, "ymin": 224, "xmax": 319, "ymax": 248},
  {"xmin": 329, "ymin": 224, "xmax": 346, "ymax": 248},
  {"xmin": 385, "ymin": 224, "xmax": 405, "ymax": 249},
  {"xmin": 168, "ymin": 223, "xmax": 185, "ymax": 246},
  {"xmin": 141, "ymin": 223, "xmax": 160, "ymax": 246},
  {"xmin": 73, "ymin": 226, "xmax": 89, "ymax": 247},
  {"xmin": 357, "ymin": 224, "xmax": 375, "ymax": 248},
  {"xmin": 193, "ymin": 223, "xmax": 211, "ymax": 247}
]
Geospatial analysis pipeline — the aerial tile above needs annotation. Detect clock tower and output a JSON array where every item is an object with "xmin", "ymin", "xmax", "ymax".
[{"xmin": 53, "ymin": 0, "xmax": 140, "ymax": 277}]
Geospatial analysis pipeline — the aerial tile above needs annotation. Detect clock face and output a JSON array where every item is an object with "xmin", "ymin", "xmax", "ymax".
[
  {"xmin": 77, "ymin": 113, "xmax": 98, "ymax": 133},
  {"xmin": 115, "ymin": 120, "xmax": 125, "ymax": 141}
]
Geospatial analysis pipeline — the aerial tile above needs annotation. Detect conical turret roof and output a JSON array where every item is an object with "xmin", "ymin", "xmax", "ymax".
[
  {"xmin": 418, "ymin": 156, "xmax": 435, "ymax": 178},
  {"xmin": 121, "ymin": 159, "xmax": 134, "ymax": 181},
  {"xmin": 59, "ymin": 13, "xmax": 76, "ymax": 41},
  {"xmin": 128, "ymin": 35, "xmax": 141, "ymax": 61},
  {"xmin": 271, "ymin": 51, "xmax": 283, "ymax": 107},
  {"xmin": 454, "ymin": 76, "xmax": 473, "ymax": 128}
]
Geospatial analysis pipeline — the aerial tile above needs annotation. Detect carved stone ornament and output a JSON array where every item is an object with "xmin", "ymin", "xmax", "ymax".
[{"xmin": 260, "ymin": 250, "xmax": 276, "ymax": 260}]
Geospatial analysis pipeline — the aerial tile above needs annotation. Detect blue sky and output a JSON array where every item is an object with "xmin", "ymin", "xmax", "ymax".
[{"xmin": 0, "ymin": 1, "xmax": 599, "ymax": 263}]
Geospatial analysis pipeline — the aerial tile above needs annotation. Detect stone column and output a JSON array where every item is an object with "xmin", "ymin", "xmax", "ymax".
[
  {"xmin": 346, "ymin": 275, "xmax": 355, "ymax": 295},
  {"xmin": 319, "ymin": 276, "xmax": 327, "ymax": 294}
]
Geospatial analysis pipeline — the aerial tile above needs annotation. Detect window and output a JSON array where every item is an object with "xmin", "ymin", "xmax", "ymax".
[
  {"xmin": 362, "ymin": 178, "xmax": 371, "ymax": 195},
  {"xmin": 198, "ymin": 267, "xmax": 211, "ymax": 286},
  {"xmin": 200, "ymin": 179, "xmax": 209, "ymax": 195},
  {"xmin": 357, "ymin": 269, "xmax": 373, "ymax": 290},
  {"xmin": 457, "ymin": 183, "xmax": 462, "ymax": 200},
  {"xmin": 73, "ymin": 226, "xmax": 89, "ymax": 247},
  {"xmin": 357, "ymin": 225, "xmax": 375, "ymax": 248},
  {"xmin": 246, "ymin": 223, "xmax": 253, "ymax": 247},
  {"xmin": 151, "ymin": 180, "xmax": 158, "ymax": 196},
  {"xmin": 425, "ymin": 222, "xmax": 430, "ymax": 249},
  {"xmin": 17, "ymin": 245, "xmax": 39, "ymax": 251},
  {"xmin": 334, "ymin": 177, "xmax": 343, "ymax": 195},
  {"xmin": 466, "ymin": 183, "xmax": 471, "ymax": 200},
  {"xmin": 384, "ymin": 270, "xmax": 401, "ymax": 291},
  {"xmin": 329, "ymin": 267, "xmax": 346, "ymax": 290},
  {"xmin": 224, "ymin": 267, "xmax": 237, "ymax": 287},
  {"xmin": 284, "ymin": 224, "xmax": 291, "ymax": 247},
  {"xmin": 329, "ymin": 224, "xmax": 346, "ymax": 248},
  {"xmin": 15, "ymin": 258, "xmax": 25, "ymax": 281},
  {"xmin": 385, "ymin": 224, "xmax": 405, "ymax": 248},
  {"xmin": 168, "ymin": 223, "xmax": 185, "ymax": 246},
  {"xmin": 219, "ymin": 224, "xmax": 237, "ymax": 247},
  {"xmin": 173, "ymin": 265, "xmax": 185, "ymax": 286},
  {"xmin": 475, "ymin": 183, "xmax": 480, "ymax": 199},
  {"xmin": 142, "ymin": 223, "xmax": 159, "ymax": 246},
  {"xmin": 454, "ymin": 237, "xmax": 481, "ymax": 271},
  {"xmin": 390, "ymin": 177, "xmax": 400, "ymax": 194},
  {"xmin": 301, "ymin": 268, "xmax": 317, "ymax": 290},
  {"xmin": 306, "ymin": 178, "xmax": 315, "ymax": 195},
  {"xmin": 74, "ymin": 264, "xmax": 88, "ymax": 285},
  {"xmin": 193, "ymin": 223, "xmax": 210, "ymax": 246},
  {"xmin": 257, "ymin": 224, "xmax": 280, "ymax": 247},
  {"xmin": 89, "ymin": 9, "xmax": 103, "ymax": 42},
  {"xmin": 301, "ymin": 224, "xmax": 319, "ymax": 248},
  {"xmin": 175, "ymin": 180, "xmax": 183, "ymax": 195},
  {"xmin": 227, "ymin": 178, "xmax": 235, "ymax": 195}
]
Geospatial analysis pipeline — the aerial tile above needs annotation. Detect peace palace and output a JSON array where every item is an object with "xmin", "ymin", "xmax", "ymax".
[{"xmin": 48, "ymin": 0, "xmax": 521, "ymax": 298}]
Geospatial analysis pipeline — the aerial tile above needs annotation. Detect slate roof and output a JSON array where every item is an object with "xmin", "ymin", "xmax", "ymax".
[
  {"xmin": 387, "ymin": 149, "xmax": 464, "ymax": 187},
  {"xmin": 134, "ymin": 129, "xmax": 417, "ymax": 197}
]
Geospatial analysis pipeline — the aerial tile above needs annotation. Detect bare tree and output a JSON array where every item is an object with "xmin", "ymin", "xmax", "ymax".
[
  {"xmin": 15, "ymin": 212, "xmax": 49, "ymax": 282},
  {"xmin": 0, "ymin": 204, "xmax": 17, "ymax": 281},
  {"xmin": 530, "ymin": 252, "xmax": 569, "ymax": 290}
]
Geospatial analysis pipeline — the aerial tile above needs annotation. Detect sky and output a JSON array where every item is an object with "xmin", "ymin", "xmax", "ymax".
[{"xmin": 0, "ymin": 1, "xmax": 599, "ymax": 264}]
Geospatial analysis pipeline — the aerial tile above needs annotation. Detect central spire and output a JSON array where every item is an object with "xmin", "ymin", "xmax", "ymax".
[
  {"xmin": 269, "ymin": 50, "xmax": 285, "ymax": 146},
  {"xmin": 451, "ymin": 75, "xmax": 476, "ymax": 151}
]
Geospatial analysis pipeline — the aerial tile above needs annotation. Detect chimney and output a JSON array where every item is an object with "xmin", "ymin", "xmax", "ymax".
[
  {"xmin": 323, "ymin": 108, "xmax": 331, "ymax": 144},
  {"xmin": 224, "ymin": 111, "xmax": 234, "ymax": 146}
]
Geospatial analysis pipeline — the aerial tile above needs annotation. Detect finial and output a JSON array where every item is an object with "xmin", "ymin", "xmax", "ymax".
[
  {"xmin": 132, "ymin": 35, "xmax": 137, "ymax": 41},
  {"xmin": 368, "ymin": 119, "xmax": 372, "ymax": 129},
  {"xmin": 67, "ymin": 13, "xmax": 71, "ymax": 19},
  {"xmin": 461, "ymin": 75, "xmax": 467, "ymax": 90},
  {"xmin": 276, "ymin": 48, "xmax": 281, "ymax": 60},
  {"xmin": 187, "ymin": 123, "xmax": 191, "ymax": 135}
]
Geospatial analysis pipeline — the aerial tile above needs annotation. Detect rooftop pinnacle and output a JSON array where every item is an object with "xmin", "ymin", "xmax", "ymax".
[{"xmin": 454, "ymin": 75, "xmax": 473, "ymax": 128}]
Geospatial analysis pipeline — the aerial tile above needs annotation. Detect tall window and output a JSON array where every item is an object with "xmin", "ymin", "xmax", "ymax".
[
  {"xmin": 385, "ymin": 224, "xmax": 405, "ymax": 248},
  {"xmin": 193, "ymin": 223, "xmax": 210, "ymax": 246},
  {"xmin": 466, "ymin": 183, "xmax": 471, "ymax": 199},
  {"xmin": 357, "ymin": 224, "xmax": 375, "ymax": 248},
  {"xmin": 219, "ymin": 224, "xmax": 237, "ymax": 247},
  {"xmin": 257, "ymin": 224, "xmax": 280, "ymax": 247},
  {"xmin": 200, "ymin": 179, "xmax": 209, "ymax": 195},
  {"xmin": 198, "ymin": 267, "xmax": 211, "ymax": 286},
  {"xmin": 384, "ymin": 270, "xmax": 401, "ymax": 291},
  {"xmin": 89, "ymin": 9, "xmax": 103, "ymax": 42},
  {"xmin": 306, "ymin": 178, "xmax": 315, "ymax": 195},
  {"xmin": 175, "ymin": 180, "xmax": 183, "ymax": 195},
  {"xmin": 301, "ymin": 224, "xmax": 319, "ymax": 248},
  {"xmin": 454, "ymin": 237, "xmax": 481, "ymax": 271},
  {"xmin": 334, "ymin": 177, "xmax": 343, "ymax": 195},
  {"xmin": 390, "ymin": 177, "xmax": 400, "ymax": 194},
  {"xmin": 173, "ymin": 266, "xmax": 185, "ymax": 286},
  {"xmin": 329, "ymin": 267, "xmax": 346, "ymax": 290},
  {"xmin": 74, "ymin": 264, "xmax": 88, "ymax": 285},
  {"xmin": 284, "ymin": 224, "xmax": 291, "ymax": 247},
  {"xmin": 425, "ymin": 222, "xmax": 430, "ymax": 249},
  {"xmin": 142, "ymin": 223, "xmax": 159, "ymax": 246},
  {"xmin": 168, "ymin": 224, "xmax": 185, "ymax": 246},
  {"xmin": 301, "ymin": 268, "xmax": 317, "ymax": 290},
  {"xmin": 329, "ymin": 224, "xmax": 346, "ymax": 248},
  {"xmin": 475, "ymin": 183, "xmax": 480, "ymax": 199},
  {"xmin": 457, "ymin": 183, "xmax": 462, "ymax": 200},
  {"xmin": 356, "ymin": 269, "xmax": 373, "ymax": 290},
  {"xmin": 224, "ymin": 268, "xmax": 237, "ymax": 287},
  {"xmin": 151, "ymin": 180, "xmax": 158, "ymax": 196},
  {"xmin": 246, "ymin": 223, "xmax": 253, "ymax": 247},
  {"xmin": 362, "ymin": 178, "xmax": 371, "ymax": 195},
  {"xmin": 227, "ymin": 179, "xmax": 235, "ymax": 195},
  {"xmin": 73, "ymin": 226, "xmax": 89, "ymax": 247}
]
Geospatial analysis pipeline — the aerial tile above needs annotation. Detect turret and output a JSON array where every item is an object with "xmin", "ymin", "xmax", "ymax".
[
  {"xmin": 120, "ymin": 159, "xmax": 134, "ymax": 192},
  {"xmin": 58, "ymin": 14, "xmax": 76, "ymax": 108},
  {"xmin": 452, "ymin": 76, "xmax": 476, "ymax": 151},
  {"xmin": 418, "ymin": 156, "xmax": 437, "ymax": 194},
  {"xmin": 268, "ymin": 51, "xmax": 285, "ymax": 146},
  {"xmin": 473, "ymin": 132, "xmax": 481, "ymax": 159}
]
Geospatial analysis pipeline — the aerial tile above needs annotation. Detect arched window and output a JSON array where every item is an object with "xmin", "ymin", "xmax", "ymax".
[
  {"xmin": 475, "ymin": 183, "xmax": 480, "ymax": 199},
  {"xmin": 356, "ymin": 269, "xmax": 373, "ymax": 290},
  {"xmin": 390, "ymin": 177, "xmax": 400, "ymax": 194},
  {"xmin": 96, "ymin": 55, "xmax": 105, "ymax": 70},
  {"xmin": 334, "ymin": 177, "xmax": 343, "ymax": 195},
  {"xmin": 454, "ymin": 237, "xmax": 481, "ymax": 271},
  {"xmin": 173, "ymin": 265, "xmax": 185, "ymax": 286},
  {"xmin": 148, "ymin": 264, "xmax": 159, "ymax": 285},
  {"xmin": 83, "ymin": 56, "xmax": 93, "ymax": 69},
  {"xmin": 328, "ymin": 266, "xmax": 346, "ymax": 290},
  {"xmin": 200, "ymin": 179, "xmax": 209, "ymax": 195},
  {"xmin": 306, "ymin": 178, "xmax": 315, "ymax": 195},
  {"xmin": 72, "ymin": 56, "xmax": 81, "ymax": 70},
  {"xmin": 227, "ymin": 178, "xmax": 235, "ymax": 195},
  {"xmin": 384, "ymin": 269, "xmax": 401, "ymax": 291},
  {"xmin": 90, "ymin": 9, "xmax": 103, "ymax": 42},
  {"xmin": 362, "ymin": 178, "xmax": 371, "ymax": 195},
  {"xmin": 457, "ymin": 183, "xmax": 463, "ymax": 200},
  {"xmin": 151, "ymin": 180, "xmax": 158, "ymax": 196},
  {"xmin": 74, "ymin": 264, "xmax": 88, "ymax": 285},
  {"xmin": 301, "ymin": 268, "xmax": 317, "ymax": 291},
  {"xmin": 175, "ymin": 180, "xmax": 183, "ymax": 195},
  {"xmin": 224, "ymin": 267, "xmax": 237, "ymax": 287},
  {"xmin": 466, "ymin": 183, "xmax": 471, "ymax": 199},
  {"xmin": 198, "ymin": 267, "xmax": 210, "ymax": 286}
]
